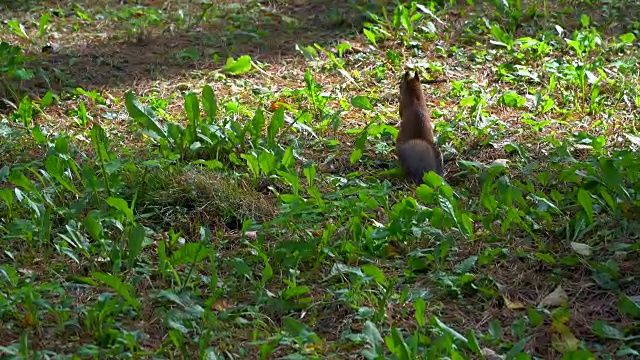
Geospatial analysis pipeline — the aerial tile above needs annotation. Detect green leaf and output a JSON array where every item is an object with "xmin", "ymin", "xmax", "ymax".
[
  {"xmin": 361, "ymin": 264, "xmax": 387, "ymax": 287},
  {"xmin": 201, "ymin": 85, "xmax": 218, "ymax": 123},
  {"xmin": 576, "ymin": 188, "xmax": 594, "ymax": 224},
  {"xmin": 7, "ymin": 20, "xmax": 28, "ymax": 38},
  {"xmin": 8, "ymin": 169, "xmax": 37, "ymax": 193},
  {"xmin": 31, "ymin": 126, "xmax": 48, "ymax": 144},
  {"xmin": 351, "ymin": 95, "xmax": 373, "ymax": 110},
  {"xmin": 38, "ymin": 12, "xmax": 51, "ymax": 37},
  {"xmin": 296, "ymin": 44, "xmax": 319, "ymax": 59},
  {"xmin": 105, "ymin": 197, "xmax": 134, "ymax": 222},
  {"xmin": 128, "ymin": 225, "xmax": 145, "ymax": 268},
  {"xmin": 81, "ymin": 164, "xmax": 99, "ymax": 192},
  {"xmin": 282, "ymin": 285, "xmax": 310, "ymax": 300},
  {"xmin": 169, "ymin": 243, "xmax": 208, "ymax": 266},
  {"xmin": 267, "ymin": 107, "xmax": 285, "ymax": 147},
  {"xmin": 617, "ymin": 294, "xmax": 640, "ymax": 319},
  {"xmin": 619, "ymin": 32, "xmax": 636, "ymax": 44},
  {"xmin": 363, "ymin": 28, "xmax": 377, "ymax": 47},
  {"xmin": 561, "ymin": 349, "xmax": 595, "ymax": 360},
  {"xmin": 414, "ymin": 298, "xmax": 426, "ymax": 327},
  {"xmin": 592, "ymin": 320, "xmax": 625, "ymax": 340},
  {"xmin": 241, "ymin": 153, "xmax": 261, "ymax": 178},
  {"xmin": 125, "ymin": 91, "xmax": 166, "ymax": 140},
  {"xmin": 466, "ymin": 329, "xmax": 482, "ymax": 354},
  {"xmin": 527, "ymin": 307, "xmax": 544, "ymax": 326},
  {"xmin": 84, "ymin": 212, "xmax": 103, "ymax": 241},
  {"xmin": 91, "ymin": 271, "xmax": 140, "ymax": 309},
  {"xmin": 500, "ymin": 91, "xmax": 526, "ymax": 108},
  {"xmin": 385, "ymin": 327, "xmax": 411, "ymax": 360},
  {"xmin": 41, "ymin": 91, "xmax": 54, "ymax": 108},
  {"xmin": 282, "ymin": 317, "xmax": 317, "ymax": 341},
  {"xmin": 431, "ymin": 315, "xmax": 467, "ymax": 345},
  {"xmin": 257, "ymin": 151, "xmax": 276, "ymax": 176},
  {"xmin": 222, "ymin": 55, "xmax": 253, "ymax": 75},
  {"xmin": 184, "ymin": 92, "xmax": 200, "ymax": 128},
  {"xmin": 249, "ymin": 108, "xmax": 265, "ymax": 144},
  {"xmin": 349, "ymin": 148, "xmax": 363, "ymax": 164},
  {"xmin": 44, "ymin": 155, "xmax": 80, "ymax": 195}
]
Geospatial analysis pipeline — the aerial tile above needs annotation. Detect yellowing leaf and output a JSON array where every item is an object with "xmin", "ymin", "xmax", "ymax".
[
  {"xmin": 551, "ymin": 321, "xmax": 579, "ymax": 353},
  {"xmin": 502, "ymin": 295, "xmax": 526, "ymax": 310}
]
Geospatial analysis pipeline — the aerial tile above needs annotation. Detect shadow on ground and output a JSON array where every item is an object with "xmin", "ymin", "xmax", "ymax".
[
  {"xmin": 2, "ymin": 0, "xmax": 372, "ymax": 96},
  {"xmin": 2, "ymin": 0, "xmax": 638, "ymax": 100}
]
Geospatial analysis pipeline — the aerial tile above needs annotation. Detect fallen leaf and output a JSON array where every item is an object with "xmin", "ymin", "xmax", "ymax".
[
  {"xmin": 502, "ymin": 295, "xmax": 526, "ymax": 310},
  {"xmin": 551, "ymin": 321, "xmax": 579, "ymax": 353},
  {"xmin": 540, "ymin": 285, "xmax": 569, "ymax": 307},
  {"xmin": 570, "ymin": 242, "xmax": 592, "ymax": 256},
  {"xmin": 481, "ymin": 348, "xmax": 505, "ymax": 360},
  {"xmin": 211, "ymin": 298, "xmax": 234, "ymax": 311},
  {"xmin": 244, "ymin": 231, "xmax": 258, "ymax": 239}
]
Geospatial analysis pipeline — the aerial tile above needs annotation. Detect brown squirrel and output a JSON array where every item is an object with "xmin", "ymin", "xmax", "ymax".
[{"xmin": 396, "ymin": 71, "xmax": 444, "ymax": 184}]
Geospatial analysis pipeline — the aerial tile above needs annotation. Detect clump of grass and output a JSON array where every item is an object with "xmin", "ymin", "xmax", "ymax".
[{"xmin": 132, "ymin": 167, "xmax": 277, "ymax": 234}]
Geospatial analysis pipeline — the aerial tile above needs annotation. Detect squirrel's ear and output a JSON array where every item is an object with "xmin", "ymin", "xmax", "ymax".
[
  {"xmin": 413, "ymin": 71, "xmax": 420, "ymax": 81},
  {"xmin": 403, "ymin": 71, "xmax": 411, "ymax": 81}
]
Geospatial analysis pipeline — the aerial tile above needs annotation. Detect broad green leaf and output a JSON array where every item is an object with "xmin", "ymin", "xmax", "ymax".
[
  {"xmin": 38, "ymin": 12, "xmax": 51, "ymax": 37},
  {"xmin": 592, "ymin": 320, "xmax": 625, "ymax": 340},
  {"xmin": 561, "ymin": 349, "xmax": 596, "ymax": 360},
  {"xmin": 361, "ymin": 264, "xmax": 388, "ymax": 287},
  {"xmin": 363, "ymin": 28, "xmax": 377, "ymax": 46},
  {"xmin": 222, "ymin": 55, "xmax": 252, "ymax": 75},
  {"xmin": 282, "ymin": 286, "xmax": 310, "ymax": 300},
  {"xmin": 91, "ymin": 271, "xmax": 140, "ymax": 309},
  {"xmin": 202, "ymin": 85, "xmax": 218, "ymax": 121},
  {"xmin": 169, "ymin": 243, "xmax": 208, "ymax": 266},
  {"xmin": 250, "ymin": 108, "xmax": 265, "ymax": 144},
  {"xmin": 8, "ymin": 170, "xmax": 37, "ymax": 193},
  {"xmin": 414, "ymin": 298, "xmax": 426, "ymax": 327},
  {"xmin": 351, "ymin": 95, "xmax": 373, "ymax": 110},
  {"xmin": 500, "ymin": 91, "xmax": 526, "ymax": 108},
  {"xmin": 576, "ymin": 188, "xmax": 594, "ymax": 224},
  {"xmin": 619, "ymin": 32, "xmax": 636, "ymax": 44},
  {"xmin": 125, "ymin": 91, "xmax": 166, "ymax": 140},
  {"xmin": 44, "ymin": 155, "xmax": 80, "ymax": 195},
  {"xmin": 105, "ymin": 197, "xmax": 134, "ymax": 222},
  {"xmin": 128, "ymin": 224, "xmax": 145, "ymax": 268},
  {"xmin": 84, "ymin": 212, "xmax": 103, "ymax": 241},
  {"xmin": 385, "ymin": 327, "xmax": 411, "ymax": 360},
  {"xmin": 184, "ymin": 92, "xmax": 200, "ymax": 128},
  {"xmin": 431, "ymin": 315, "xmax": 467, "ymax": 344},
  {"xmin": 617, "ymin": 294, "xmax": 640, "ymax": 318},
  {"xmin": 41, "ymin": 91, "xmax": 54, "ymax": 107},
  {"xmin": 258, "ymin": 151, "xmax": 277, "ymax": 176},
  {"xmin": 267, "ymin": 107, "xmax": 285, "ymax": 147},
  {"xmin": 241, "ymin": 153, "xmax": 260, "ymax": 178},
  {"xmin": 7, "ymin": 20, "xmax": 28, "ymax": 38},
  {"xmin": 466, "ymin": 329, "xmax": 481, "ymax": 354}
]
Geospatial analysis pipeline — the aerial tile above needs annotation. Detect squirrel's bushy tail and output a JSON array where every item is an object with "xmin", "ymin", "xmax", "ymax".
[{"xmin": 396, "ymin": 139, "xmax": 443, "ymax": 184}]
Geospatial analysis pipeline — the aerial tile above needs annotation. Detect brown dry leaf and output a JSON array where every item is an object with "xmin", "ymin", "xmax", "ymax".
[
  {"xmin": 502, "ymin": 295, "xmax": 526, "ymax": 310},
  {"xmin": 551, "ymin": 321, "xmax": 579, "ymax": 353},
  {"xmin": 270, "ymin": 99, "xmax": 288, "ymax": 111},
  {"xmin": 211, "ymin": 298, "xmax": 234, "ymax": 311},
  {"xmin": 540, "ymin": 285, "xmax": 569, "ymax": 307}
]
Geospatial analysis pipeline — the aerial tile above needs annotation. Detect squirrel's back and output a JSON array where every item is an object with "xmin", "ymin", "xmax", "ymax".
[{"xmin": 396, "ymin": 71, "xmax": 443, "ymax": 184}]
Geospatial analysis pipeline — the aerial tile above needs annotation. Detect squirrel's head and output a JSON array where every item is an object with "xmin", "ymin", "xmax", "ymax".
[{"xmin": 400, "ymin": 70, "xmax": 423, "ymax": 100}]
